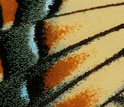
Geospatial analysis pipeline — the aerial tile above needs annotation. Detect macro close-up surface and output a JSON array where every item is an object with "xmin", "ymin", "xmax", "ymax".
[{"xmin": 0, "ymin": 0, "xmax": 124, "ymax": 107}]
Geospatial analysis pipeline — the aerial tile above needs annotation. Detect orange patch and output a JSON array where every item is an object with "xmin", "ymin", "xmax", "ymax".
[
  {"xmin": 44, "ymin": 52, "xmax": 90, "ymax": 90},
  {"xmin": 55, "ymin": 88, "xmax": 100, "ymax": 107},
  {"xmin": 42, "ymin": 21, "xmax": 82, "ymax": 51},
  {"xmin": 0, "ymin": 0, "xmax": 18, "ymax": 25},
  {"xmin": 0, "ymin": 58, "xmax": 3, "ymax": 74}
]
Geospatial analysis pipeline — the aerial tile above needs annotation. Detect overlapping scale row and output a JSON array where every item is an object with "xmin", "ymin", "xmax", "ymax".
[{"xmin": 0, "ymin": 0, "xmax": 124, "ymax": 107}]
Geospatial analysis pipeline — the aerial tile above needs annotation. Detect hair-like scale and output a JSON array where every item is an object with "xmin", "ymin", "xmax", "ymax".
[{"xmin": 0, "ymin": 0, "xmax": 54, "ymax": 106}]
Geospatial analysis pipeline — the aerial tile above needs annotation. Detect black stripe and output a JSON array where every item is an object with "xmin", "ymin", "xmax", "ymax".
[
  {"xmin": 47, "ymin": 0, "xmax": 63, "ymax": 17},
  {"xmin": 0, "ymin": 24, "xmax": 123, "ymax": 86},
  {"xmin": 31, "ymin": 49, "xmax": 124, "ymax": 107},
  {"xmin": 0, "ymin": 6, "xmax": 3, "ymax": 29},
  {"xmin": 0, "ymin": 2, "xmax": 123, "ymax": 33},
  {"xmin": 35, "ymin": 21, "xmax": 49, "ymax": 60},
  {"xmin": 0, "ymin": 24, "xmax": 123, "ymax": 107},
  {"xmin": 28, "ymin": 24, "xmax": 124, "ymax": 106},
  {"xmin": 101, "ymin": 89, "xmax": 124, "ymax": 106},
  {"xmin": 50, "ymin": 2, "xmax": 124, "ymax": 18},
  {"xmin": 13, "ymin": 0, "xmax": 28, "ymax": 26}
]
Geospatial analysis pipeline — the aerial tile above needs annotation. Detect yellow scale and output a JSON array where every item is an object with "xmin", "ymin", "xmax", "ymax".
[{"xmin": 0, "ymin": 0, "xmax": 124, "ymax": 106}]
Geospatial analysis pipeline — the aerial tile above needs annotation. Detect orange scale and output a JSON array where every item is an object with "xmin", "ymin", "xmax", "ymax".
[
  {"xmin": 43, "ymin": 52, "xmax": 90, "ymax": 90},
  {"xmin": 42, "ymin": 21, "xmax": 80, "ymax": 51},
  {"xmin": 0, "ymin": 58, "xmax": 3, "ymax": 74},
  {"xmin": 54, "ymin": 88, "xmax": 100, "ymax": 107},
  {"xmin": 0, "ymin": 0, "xmax": 18, "ymax": 25}
]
